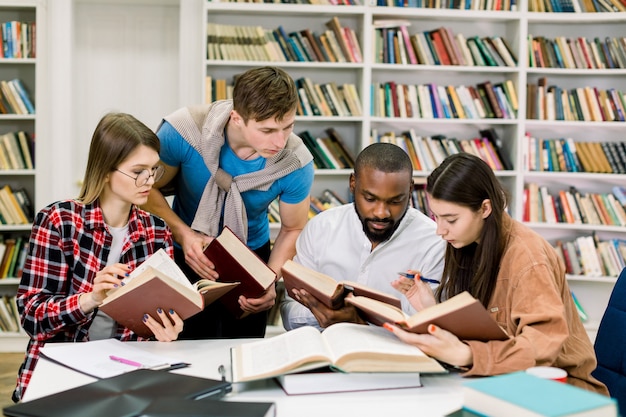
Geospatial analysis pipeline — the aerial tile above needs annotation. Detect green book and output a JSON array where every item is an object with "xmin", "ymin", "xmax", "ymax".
[{"xmin": 463, "ymin": 372, "xmax": 617, "ymax": 417}]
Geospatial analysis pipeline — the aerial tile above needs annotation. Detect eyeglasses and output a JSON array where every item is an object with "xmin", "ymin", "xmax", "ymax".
[{"xmin": 116, "ymin": 165, "xmax": 165, "ymax": 187}]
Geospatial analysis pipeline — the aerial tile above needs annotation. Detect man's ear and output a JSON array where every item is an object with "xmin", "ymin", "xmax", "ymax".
[{"xmin": 349, "ymin": 173, "xmax": 356, "ymax": 194}]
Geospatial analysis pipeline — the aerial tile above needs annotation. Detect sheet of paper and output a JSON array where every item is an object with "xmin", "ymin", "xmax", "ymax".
[{"xmin": 40, "ymin": 338, "xmax": 185, "ymax": 379}]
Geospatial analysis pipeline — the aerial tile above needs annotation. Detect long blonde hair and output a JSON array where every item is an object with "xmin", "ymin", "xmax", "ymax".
[{"xmin": 77, "ymin": 113, "xmax": 160, "ymax": 204}]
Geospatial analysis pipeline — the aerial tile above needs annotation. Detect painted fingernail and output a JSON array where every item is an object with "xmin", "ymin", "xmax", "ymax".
[
  {"xmin": 124, "ymin": 273, "xmax": 129, "ymax": 277},
  {"xmin": 429, "ymin": 324, "xmax": 436, "ymax": 333},
  {"xmin": 143, "ymin": 314, "xmax": 149, "ymax": 322},
  {"xmin": 383, "ymin": 323, "xmax": 393, "ymax": 332},
  {"xmin": 169, "ymin": 309, "xmax": 174, "ymax": 315},
  {"xmin": 113, "ymin": 284, "xmax": 118, "ymax": 288},
  {"xmin": 120, "ymin": 282, "xmax": 125, "ymax": 286},
  {"xmin": 157, "ymin": 308, "xmax": 163, "ymax": 313}
]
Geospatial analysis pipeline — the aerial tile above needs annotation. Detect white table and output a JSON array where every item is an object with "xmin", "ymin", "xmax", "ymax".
[{"xmin": 23, "ymin": 339, "xmax": 464, "ymax": 417}]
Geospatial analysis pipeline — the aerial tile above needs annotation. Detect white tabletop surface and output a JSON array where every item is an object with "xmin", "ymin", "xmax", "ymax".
[{"xmin": 22, "ymin": 339, "xmax": 464, "ymax": 417}]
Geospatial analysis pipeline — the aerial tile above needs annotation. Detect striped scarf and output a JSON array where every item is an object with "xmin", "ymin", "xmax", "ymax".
[{"xmin": 163, "ymin": 100, "xmax": 312, "ymax": 243}]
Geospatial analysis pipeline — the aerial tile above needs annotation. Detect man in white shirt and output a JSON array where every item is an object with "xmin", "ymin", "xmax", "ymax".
[{"xmin": 281, "ymin": 142, "xmax": 446, "ymax": 330}]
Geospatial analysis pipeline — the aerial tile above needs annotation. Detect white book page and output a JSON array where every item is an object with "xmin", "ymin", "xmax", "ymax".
[
  {"xmin": 40, "ymin": 339, "xmax": 185, "ymax": 379},
  {"xmin": 236, "ymin": 326, "xmax": 332, "ymax": 380},
  {"xmin": 124, "ymin": 248, "xmax": 193, "ymax": 289},
  {"xmin": 322, "ymin": 322, "xmax": 429, "ymax": 363}
]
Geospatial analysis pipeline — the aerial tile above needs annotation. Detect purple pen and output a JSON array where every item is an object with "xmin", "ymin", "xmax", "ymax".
[{"xmin": 109, "ymin": 355, "xmax": 142, "ymax": 367}]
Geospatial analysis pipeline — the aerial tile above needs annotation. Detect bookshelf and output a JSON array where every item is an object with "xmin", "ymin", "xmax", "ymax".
[
  {"xmin": 0, "ymin": 0, "xmax": 41, "ymax": 352},
  {"xmin": 203, "ymin": 1, "xmax": 626, "ymax": 340}
]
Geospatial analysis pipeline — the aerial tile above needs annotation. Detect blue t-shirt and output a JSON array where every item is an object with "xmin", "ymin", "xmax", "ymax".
[{"xmin": 157, "ymin": 120, "xmax": 314, "ymax": 250}]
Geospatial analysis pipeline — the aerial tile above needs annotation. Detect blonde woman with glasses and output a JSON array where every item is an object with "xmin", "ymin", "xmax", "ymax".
[{"xmin": 12, "ymin": 112, "xmax": 183, "ymax": 402}]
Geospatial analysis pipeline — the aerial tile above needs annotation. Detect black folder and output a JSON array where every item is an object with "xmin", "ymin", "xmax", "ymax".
[{"xmin": 3, "ymin": 369, "xmax": 232, "ymax": 417}]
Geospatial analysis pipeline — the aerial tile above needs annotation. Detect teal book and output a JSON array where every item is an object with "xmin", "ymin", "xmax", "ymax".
[{"xmin": 463, "ymin": 372, "xmax": 617, "ymax": 417}]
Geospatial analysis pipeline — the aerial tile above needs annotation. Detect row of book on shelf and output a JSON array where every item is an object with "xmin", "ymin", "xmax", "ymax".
[
  {"xmin": 209, "ymin": 0, "xmax": 361, "ymax": 6},
  {"xmin": 529, "ymin": 0, "xmax": 625, "ymax": 13},
  {"xmin": 0, "ymin": 234, "xmax": 27, "ymax": 280},
  {"xmin": 0, "ymin": 131, "xmax": 34, "ymax": 171},
  {"xmin": 205, "ymin": 75, "xmax": 362, "ymax": 118},
  {"xmin": 371, "ymin": 127, "xmax": 513, "ymax": 172},
  {"xmin": 527, "ymin": 79, "xmax": 626, "ymax": 122},
  {"xmin": 0, "ymin": 185, "xmax": 34, "ymax": 226},
  {"xmin": 0, "ymin": 294, "xmax": 19, "ymax": 333},
  {"xmin": 1, "ymin": 20, "xmax": 35, "ymax": 59},
  {"xmin": 373, "ymin": 21, "xmax": 517, "ymax": 68},
  {"xmin": 0, "ymin": 78, "xmax": 35, "ymax": 115},
  {"xmin": 372, "ymin": 79, "xmax": 518, "ymax": 120},
  {"xmin": 375, "ymin": 0, "xmax": 518, "ymax": 10},
  {"xmin": 526, "ymin": 136, "xmax": 626, "ymax": 174},
  {"xmin": 268, "ymin": 188, "xmax": 349, "ymax": 223},
  {"xmin": 555, "ymin": 234, "xmax": 626, "ymax": 278},
  {"xmin": 524, "ymin": 184, "xmax": 626, "ymax": 228},
  {"xmin": 529, "ymin": 35, "xmax": 626, "ymax": 70},
  {"xmin": 206, "ymin": 17, "xmax": 361, "ymax": 63}
]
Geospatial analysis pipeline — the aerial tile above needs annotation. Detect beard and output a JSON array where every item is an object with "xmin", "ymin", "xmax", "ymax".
[{"xmin": 355, "ymin": 204, "xmax": 407, "ymax": 245}]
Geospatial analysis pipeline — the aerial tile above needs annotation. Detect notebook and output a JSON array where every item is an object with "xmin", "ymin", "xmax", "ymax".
[{"xmin": 3, "ymin": 369, "xmax": 232, "ymax": 417}]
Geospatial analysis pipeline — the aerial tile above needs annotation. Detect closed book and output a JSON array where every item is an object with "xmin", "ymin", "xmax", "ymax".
[
  {"xmin": 204, "ymin": 226, "xmax": 276, "ymax": 318},
  {"xmin": 346, "ymin": 291, "xmax": 509, "ymax": 342},
  {"xmin": 99, "ymin": 249, "xmax": 239, "ymax": 338},
  {"xmin": 276, "ymin": 368, "xmax": 422, "ymax": 395},
  {"xmin": 230, "ymin": 322, "xmax": 446, "ymax": 383},
  {"xmin": 463, "ymin": 371, "xmax": 617, "ymax": 417},
  {"xmin": 281, "ymin": 259, "xmax": 401, "ymax": 310}
]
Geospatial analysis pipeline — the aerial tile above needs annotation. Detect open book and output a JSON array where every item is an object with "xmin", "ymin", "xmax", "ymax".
[
  {"xmin": 346, "ymin": 291, "xmax": 509, "ymax": 342},
  {"xmin": 281, "ymin": 259, "xmax": 401, "ymax": 309},
  {"xmin": 99, "ymin": 249, "xmax": 238, "ymax": 337},
  {"xmin": 230, "ymin": 322, "xmax": 446, "ymax": 383},
  {"xmin": 203, "ymin": 226, "xmax": 276, "ymax": 318}
]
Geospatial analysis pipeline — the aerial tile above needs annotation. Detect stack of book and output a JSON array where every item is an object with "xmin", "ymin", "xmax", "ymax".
[
  {"xmin": 0, "ymin": 294, "xmax": 20, "ymax": 333},
  {"xmin": 0, "ymin": 78, "xmax": 35, "ymax": 115},
  {"xmin": 299, "ymin": 128, "xmax": 355, "ymax": 170},
  {"xmin": 0, "ymin": 185, "xmax": 33, "ymax": 225},
  {"xmin": 555, "ymin": 235, "xmax": 626, "ymax": 278},
  {"xmin": 295, "ymin": 77, "xmax": 361, "ymax": 117},
  {"xmin": 0, "ymin": 234, "xmax": 28, "ymax": 280},
  {"xmin": 0, "ymin": 131, "xmax": 34, "ymax": 171}
]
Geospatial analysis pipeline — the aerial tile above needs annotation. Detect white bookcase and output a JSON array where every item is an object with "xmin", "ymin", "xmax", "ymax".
[
  {"xmin": 203, "ymin": 1, "xmax": 626, "ymax": 340},
  {"xmin": 0, "ymin": 0, "xmax": 43, "ymax": 353}
]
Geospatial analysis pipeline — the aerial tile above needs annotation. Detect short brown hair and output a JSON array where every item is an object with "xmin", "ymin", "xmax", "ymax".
[{"xmin": 232, "ymin": 66, "xmax": 297, "ymax": 123}]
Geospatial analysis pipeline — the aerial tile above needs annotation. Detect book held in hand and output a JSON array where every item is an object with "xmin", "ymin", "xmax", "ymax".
[
  {"xmin": 345, "ymin": 291, "xmax": 509, "ymax": 342},
  {"xmin": 203, "ymin": 226, "xmax": 276, "ymax": 318},
  {"xmin": 230, "ymin": 322, "xmax": 446, "ymax": 383},
  {"xmin": 99, "ymin": 249, "xmax": 238, "ymax": 338},
  {"xmin": 281, "ymin": 259, "xmax": 401, "ymax": 310},
  {"xmin": 462, "ymin": 371, "xmax": 617, "ymax": 417}
]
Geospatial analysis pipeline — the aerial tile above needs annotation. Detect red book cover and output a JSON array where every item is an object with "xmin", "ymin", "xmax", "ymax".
[
  {"xmin": 429, "ymin": 31, "xmax": 452, "ymax": 65},
  {"xmin": 204, "ymin": 226, "xmax": 276, "ymax": 318}
]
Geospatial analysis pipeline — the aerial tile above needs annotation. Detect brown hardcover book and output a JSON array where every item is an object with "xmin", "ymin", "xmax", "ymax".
[
  {"xmin": 99, "ymin": 249, "xmax": 239, "ymax": 338},
  {"xmin": 281, "ymin": 259, "xmax": 401, "ymax": 310},
  {"xmin": 230, "ymin": 322, "xmax": 446, "ymax": 383},
  {"xmin": 346, "ymin": 291, "xmax": 508, "ymax": 342},
  {"xmin": 325, "ymin": 127, "xmax": 355, "ymax": 168},
  {"xmin": 325, "ymin": 16, "xmax": 353, "ymax": 63},
  {"xmin": 204, "ymin": 226, "xmax": 276, "ymax": 318}
]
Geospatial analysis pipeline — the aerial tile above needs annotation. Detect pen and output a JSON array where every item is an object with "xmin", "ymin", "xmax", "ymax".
[
  {"xmin": 109, "ymin": 355, "xmax": 143, "ymax": 367},
  {"xmin": 397, "ymin": 272, "xmax": 440, "ymax": 285}
]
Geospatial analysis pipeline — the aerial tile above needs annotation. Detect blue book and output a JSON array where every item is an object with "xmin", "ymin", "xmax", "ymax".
[
  {"xmin": 9, "ymin": 79, "xmax": 35, "ymax": 114},
  {"xmin": 463, "ymin": 372, "xmax": 617, "ymax": 417}
]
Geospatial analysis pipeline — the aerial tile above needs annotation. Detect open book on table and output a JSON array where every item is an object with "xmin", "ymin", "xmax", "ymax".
[
  {"xmin": 230, "ymin": 322, "xmax": 446, "ymax": 383},
  {"xmin": 203, "ymin": 226, "xmax": 277, "ymax": 318},
  {"xmin": 346, "ymin": 291, "xmax": 509, "ymax": 342},
  {"xmin": 99, "ymin": 248, "xmax": 238, "ymax": 338},
  {"xmin": 281, "ymin": 259, "xmax": 401, "ymax": 309}
]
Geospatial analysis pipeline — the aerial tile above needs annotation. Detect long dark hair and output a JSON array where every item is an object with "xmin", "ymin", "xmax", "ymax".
[{"xmin": 427, "ymin": 153, "xmax": 509, "ymax": 307}]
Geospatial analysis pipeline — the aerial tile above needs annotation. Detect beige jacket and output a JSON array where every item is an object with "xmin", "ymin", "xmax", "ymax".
[{"xmin": 463, "ymin": 215, "xmax": 608, "ymax": 395}]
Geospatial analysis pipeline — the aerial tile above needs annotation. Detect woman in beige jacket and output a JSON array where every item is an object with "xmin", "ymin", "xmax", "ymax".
[{"xmin": 386, "ymin": 153, "xmax": 608, "ymax": 395}]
